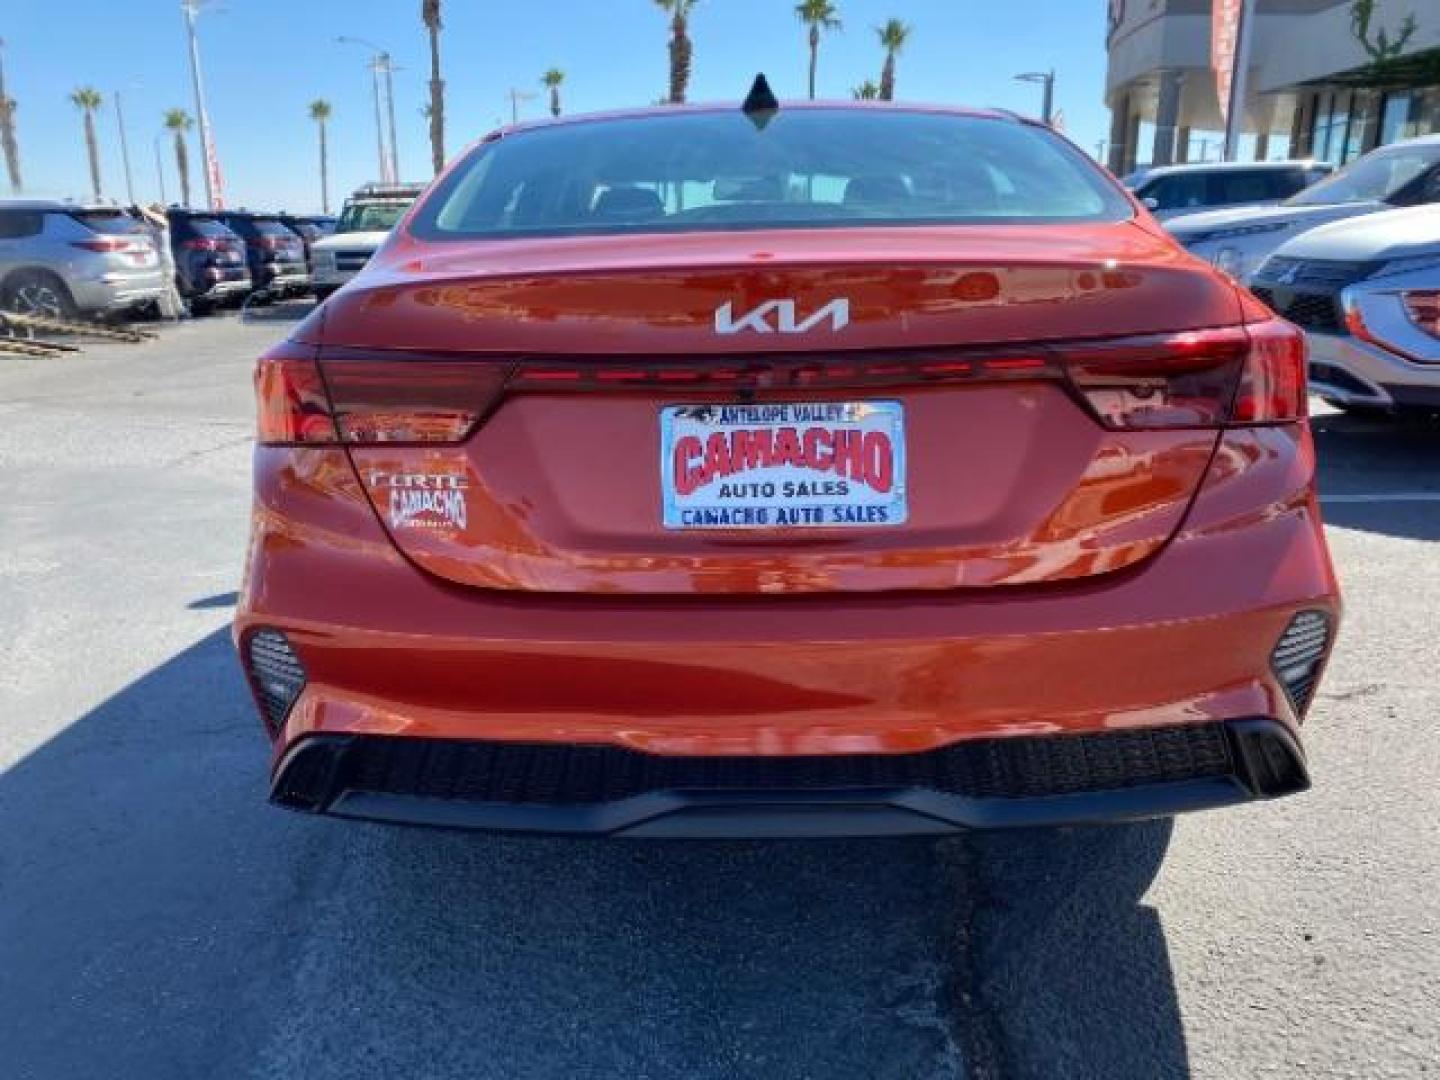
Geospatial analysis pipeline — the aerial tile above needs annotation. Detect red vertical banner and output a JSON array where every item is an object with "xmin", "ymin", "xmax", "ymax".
[
  {"xmin": 206, "ymin": 135, "xmax": 225, "ymax": 210},
  {"xmin": 1213, "ymin": 0, "xmax": 1243, "ymax": 124}
]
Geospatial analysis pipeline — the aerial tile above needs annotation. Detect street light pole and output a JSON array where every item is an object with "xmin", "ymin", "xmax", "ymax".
[
  {"xmin": 369, "ymin": 56, "xmax": 389, "ymax": 181},
  {"xmin": 382, "ymin": 54, "xmax": 400, "ymax": 183},
  {"xmin": 338, "ymin": 37, "xmax": 398, "ymax": 184},
  {"xmin": 114, "ymin": 90, "xmax": 136, "ymax": 204},
  {"xmin": 1013, "ymin": 69, "xmax": 1056, "ymax": 125},
  {"xmin": 153, "ymin": 132, "xmax": 167, "ymax": 204},
  {"xmin": 180, "ymin": 0, "xmax": 223, "ymax": 208}
]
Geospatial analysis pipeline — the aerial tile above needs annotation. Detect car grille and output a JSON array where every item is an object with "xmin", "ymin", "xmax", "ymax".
[
  {"xmin": 1251, "ymin": 286, "xmax": 1344, "ymax": 334},
  {"xmin": 273, "ymin": 724, "xmax": 1236, "ymax": 811},
  {"xmin": 1251, "ymin": 258, "xmax": 1377, "ymax": 336}
]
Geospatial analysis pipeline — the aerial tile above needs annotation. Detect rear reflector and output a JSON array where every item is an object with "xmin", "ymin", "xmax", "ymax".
[
  {"xmin": 1271, "ymin": 611, "xmax": 1331, "ymax": 717},
  {"xmin": 253, "ymin": 319, "xmax": 1307, "ymax": 446},
  {"xmin": 245, "ymin": 629, "xmax": 307, "ymax": 735}
]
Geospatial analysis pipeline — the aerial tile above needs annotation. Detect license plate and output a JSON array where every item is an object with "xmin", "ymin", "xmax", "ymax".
[{"xmin": 660, "ymin": 401, "xmax": 907, "ymax": 529}]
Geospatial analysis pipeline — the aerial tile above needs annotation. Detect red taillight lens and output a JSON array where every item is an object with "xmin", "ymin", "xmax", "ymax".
[
  {"xmin": 1402, "ymin": 290, "xmax": 1440, "ymax": 340},
  {"xmin": 71, "ymin": 237, "xmax": 138, "ymax": 253},
  {"xmin": 1230, "ymin": 318, "xmax": 1307, "ymax": 423},
  {"xmin": 255, "ymin": 346, "xmax": 338, "ymax": 445},
  {"xmin": 1061, "ymin": 320, "xmax": 1304, "ymax": 429},
  {"xmin": 182, "ymin": 237, "xmax": 221, "ymax": 251},
  {"xmin": 320, "ymin": 355, "xmax": 511, "ymax": 443},
  {"xmin": 1063, "ymin": 327, "xmax": 1249, "ymax": 429}
]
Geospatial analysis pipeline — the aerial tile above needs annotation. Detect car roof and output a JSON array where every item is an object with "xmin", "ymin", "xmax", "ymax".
[
  {"xmin": 0, "ymin": 199, "xmax": 130, "ymax": 212},
  {"xmin": 1138, "ymin": 160, "xmax": 1328, "ymax": 180},
  {"xmin": 495, "ymin": 99, "xmax": 1026, "ymax": 137}
]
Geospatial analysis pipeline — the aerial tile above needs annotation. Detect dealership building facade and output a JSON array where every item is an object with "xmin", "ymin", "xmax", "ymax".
[{"xmin": 1106, "ymin": 0, "xmax": 1440, "ymax": 173}]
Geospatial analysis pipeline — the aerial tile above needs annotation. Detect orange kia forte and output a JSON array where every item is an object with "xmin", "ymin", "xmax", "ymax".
[{"xmin": 236, "ymin": 97, "xmax": 1339, "ymax": 837}]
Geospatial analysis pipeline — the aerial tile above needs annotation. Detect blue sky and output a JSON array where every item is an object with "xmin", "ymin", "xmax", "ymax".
[{"xmin": 2, "ymin": 0, "xmax": 1111, "ymax": 212}]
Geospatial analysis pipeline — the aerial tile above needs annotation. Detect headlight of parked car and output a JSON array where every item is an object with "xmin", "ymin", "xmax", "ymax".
[
  {"xmin": 1213, "ymin": 246, "xmax": 1245, "ymax": 278},
  {"xmin": 1368, "ymin": 255, "xmax": 1440, "ymax": 281}
]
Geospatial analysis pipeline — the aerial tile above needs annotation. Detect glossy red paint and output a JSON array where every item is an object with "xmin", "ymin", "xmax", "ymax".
[{"xmin": 236, "ymin": 103, "xmax": 1338, "ymax": 830}]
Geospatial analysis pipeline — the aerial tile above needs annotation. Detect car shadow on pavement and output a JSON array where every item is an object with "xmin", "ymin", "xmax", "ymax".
[
  {"xmin": 0, "ymin": 627, "xmax": 956, "ymax": 1080},
  {"xmin": 1314, "ymin": 412, "xmax": 1440, "ymax": 543},
  {"xmin": 964, "ymin": 821, "xmax": 1187, "ymax": 1079},
  {"xmin": 0, "ymin": 626, "xmax": 1188, "ymax": 1080}
]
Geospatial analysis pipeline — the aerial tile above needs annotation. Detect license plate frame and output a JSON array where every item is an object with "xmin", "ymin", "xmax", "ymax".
[{"xmin": 660, "ymin": 400, "xmax": 907, "ymax": 530}]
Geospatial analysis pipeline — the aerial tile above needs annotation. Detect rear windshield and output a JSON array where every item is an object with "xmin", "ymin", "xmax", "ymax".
[
  {"xmin": 411, "ymin": 108, "xmax": 1130, "ymax": 240},
  {"xmin": 250, "ymin": 218, "xmax": 297, "ymax": 237},
  {"xmin": 69, "ymin": 209, "xmax": 148, "ymax": 235},
  {"xmin": 336, "ymin": 202, "xmax": 411, "ymax": 233},
  {"xmin": 185, "ymin": 216, "xmax": 236, "ymax": 238}
]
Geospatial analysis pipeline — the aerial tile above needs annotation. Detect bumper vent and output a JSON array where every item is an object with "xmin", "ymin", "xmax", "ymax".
[
  {"xmin": 1272, "ymin": 611, "xmax": 1331, "ymax": 716},
  {"xmin": 246, "ymin": 629, "xmax": 306, "ymax": 734},
  {"xmin": 273, "ymin": 724, "xmax": 1236, "ymax": 812}
]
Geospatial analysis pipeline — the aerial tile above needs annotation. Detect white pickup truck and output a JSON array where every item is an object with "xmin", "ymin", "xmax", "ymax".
[{"xmin": 310, "ymin": 183, "xmax": 424, "ymax": 301}]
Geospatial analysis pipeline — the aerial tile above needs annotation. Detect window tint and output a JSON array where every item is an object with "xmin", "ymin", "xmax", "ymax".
[
  {"xmin": 184, "ymin": 216, "xmax": 237, "ymax": 238},
  {"xmin": 0, "ymin": 211, "xmax": 43, "ymax": 239},
  {"xmin": 1214, "ymin": 170, "xmax": 1276, "ymax": 204},
  {"xmin": 1142, "ymin": 172, "xmax": 1208, "ymax": 211},
  {"xmin": 336, "ymin": 202, "xmax": 411, "ymax": 233},
  {"xmin": 251, "ymin": 218, "xmax": 297, "ymax": 237},
  {"xmin": 68, "ymin": 209, "xmax": 147, "ymax": 235},
  {"xmin": 413, "ymin": 109, "xmax": 1130, "ymax": 240}
]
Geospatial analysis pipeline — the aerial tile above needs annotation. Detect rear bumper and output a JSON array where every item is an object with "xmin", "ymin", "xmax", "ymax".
[
  {"xmin": 1308, "ymin": 330, "xmax": 1440, "ymax": 409},
  {"xmin": 237, "ymin": 425, "xmax": 1339, "ymax": 832},
  {"xmin": 70, "ymin": 275, "xmax": 165, "ymax": 313},
  {"xmin": 270, "ymin": 718, "xmax": 1308, "ymax": 837}
]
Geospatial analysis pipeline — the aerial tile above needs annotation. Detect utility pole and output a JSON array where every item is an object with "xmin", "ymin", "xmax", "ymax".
[
  {"xmin": 153, "ymin": 132, "xmax": 167, "ymax": 204},
  {"xmin": 180, "ymin": 0, "xmax": 224, "ymax": 208},
  {"xmin": 1014, "ymin": 69, "xmax": 1056, "ymax": 125},
  {"xmin": 114, "ymin": 90, "xmax": 136, "ymax": 204},
  {"xmin": 369, "ymin": 56, "xmax": 390, "ymax": 181}
]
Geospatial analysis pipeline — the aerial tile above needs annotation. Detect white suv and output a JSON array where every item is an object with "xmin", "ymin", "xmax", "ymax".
[
  {"xmin": 310, "ymin": 183, "xmax": 424, "ymax": 300},
  {"xmin": 1251, "ymin": 204, "xmax": 1440, "ymax": 416},
  {"xmin": 1168, "ymin": 135, "xmax": 1440, "ymax": 283}
]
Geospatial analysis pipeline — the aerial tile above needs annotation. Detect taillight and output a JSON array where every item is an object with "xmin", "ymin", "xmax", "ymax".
[
  {"xmin": 255, "ymin": 345, "xmax": 508, "ymax": 446},
  {"xmin": 1230, "ymin": 318, "xmax": 1307, "ymax": 423},
  {"xmin": 255, "ymin": 345, "xmax": 337, "ymax": 445},
  {"xmin": 182, "ymin": 237, "xmax": 221, "ymax": 251},
  {"xmin": 71, "ymin": 236, "xmax": 141, "ymax": 253},
  {"xmin": 1062, "ymin": 319, "xmax": 1305, "ymax": 428}
]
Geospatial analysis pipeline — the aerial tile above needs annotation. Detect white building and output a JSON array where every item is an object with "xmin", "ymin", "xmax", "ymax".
[{"xmin": 1105, "ymin": 0, "xmax": 1440, "ymax": 173}]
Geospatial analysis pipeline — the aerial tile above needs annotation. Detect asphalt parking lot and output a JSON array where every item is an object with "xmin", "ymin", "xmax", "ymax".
[{"xmin": 1, "ymin": 307, "xmax": 1437, "ymax": 1080}]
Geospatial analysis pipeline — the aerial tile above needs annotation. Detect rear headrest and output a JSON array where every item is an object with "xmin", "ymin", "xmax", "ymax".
[
  {"xmin": 593, "ymin": 186, "xmax": 664, "ymax": 218},
  {"xmin": 843, "ymin": 175, "xmax": 911, "ymax": 205}
]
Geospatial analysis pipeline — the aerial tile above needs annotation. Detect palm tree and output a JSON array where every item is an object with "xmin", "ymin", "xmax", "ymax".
[
  {"xmin": 422, "ymin": 0, "xmax": 445, "ymax": 175},
  {"xmin": 0, "ymin": 41, "xmax": 22, "ymax": 192},
  {"xmin": 795, "ymin": 1, "xmax": 842, "ymax": 100},
  {"xmin": 654, "ymin": 0, "xmax": 699, "ymax": 105},
  {"xmin": 541, "ymin": 69, "xmax": 565, "ymax": 118},
  {"xmin": 164, "ymin": 108, "xmax": 194, "ymax": 208},
  {"xmin": 308, "ymin": 99, "xmax": 332, "ymax": 213},
  {"xmin": 876, "ymin": 18, "xmax": 910, "ymax": 102},
  {"xmin": 851, "ymin": 80, "xmax": 879, "ymax": 101},
  {"xmin": 69, "ymin": 87, "xmax": 104, "ymax": 199}
]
